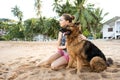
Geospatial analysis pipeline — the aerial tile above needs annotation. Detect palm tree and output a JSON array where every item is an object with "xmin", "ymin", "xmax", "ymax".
[
  {"xmin": 11, "ymin": 5, "xmax": 23, "ymax": 22},
  {"xmin": 11, "ymin": 5, "xmax": 23, "ymax": 32},
  {"xmin": 52, "ymin": 0, "xmax": 107, "ymax": 39},
  {"xmin": 34, "ymin": 0, "xmax": 41, "ymax": 18},
  {"xmin": 52, "ymin": 0, "xmax": 89, "ymax": 31},
  {"xmin": 53, "ymin": 0, "xmax": 75, "ymax": 16},
  {"xmin": 84, "ymin": 4, "xmax": 108, "ymax": 38},
  {"xmin": 11, "ymin": 5, "xmax": 25, "ymax": 40}
]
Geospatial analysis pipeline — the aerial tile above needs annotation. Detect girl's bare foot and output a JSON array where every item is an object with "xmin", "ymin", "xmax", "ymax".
[{"xmin": 36, "ymin": 61, "xmax": 50, "ymax": 68}]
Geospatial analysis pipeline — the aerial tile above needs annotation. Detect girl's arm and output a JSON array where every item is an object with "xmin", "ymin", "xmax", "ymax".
[
  {"xmin": 57, "ymin": 32, "xmax": 66, "ymax": 50},
  {"xmin": 78, "ymin": 34, "xmax": 86, "ymax": 40}
]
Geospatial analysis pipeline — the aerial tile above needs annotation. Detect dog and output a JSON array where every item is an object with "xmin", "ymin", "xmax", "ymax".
[{"xmin": 60, "ymin": 22, "xmax": 113, "ymax": 74}]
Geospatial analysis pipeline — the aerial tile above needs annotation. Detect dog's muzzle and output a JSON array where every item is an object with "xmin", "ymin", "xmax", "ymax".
[{"xmin": 59, "ymin": 27, "xmax": 71, "ymax": 35}]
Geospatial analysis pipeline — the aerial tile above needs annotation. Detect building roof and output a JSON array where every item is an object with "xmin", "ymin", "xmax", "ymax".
[
  {"xmin": 103, "ymin": 16, "xmax": 120, "ymax": 27},
  {"xmin": 103, "ymin": 16, "xmax": 120, "ymax": 25}
]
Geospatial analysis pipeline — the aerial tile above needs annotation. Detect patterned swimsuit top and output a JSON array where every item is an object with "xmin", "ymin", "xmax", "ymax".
[
  {"xmin": 61, "ymin": 33, "xmax": 67, "ymax": 51},
  {"xmin": 61, "ymin": 33, "xmax": 66, "ymax": 46}
]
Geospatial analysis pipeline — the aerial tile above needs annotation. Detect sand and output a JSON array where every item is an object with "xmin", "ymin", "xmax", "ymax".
[{"xmin": 0, "ymin": 40, "xmax": 120, "ymax": 80}]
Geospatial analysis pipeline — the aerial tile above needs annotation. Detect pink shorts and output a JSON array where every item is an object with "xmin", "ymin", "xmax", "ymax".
[{"xmin": 57, "ymin": 49, "xmax": 69, "ymax": 62}]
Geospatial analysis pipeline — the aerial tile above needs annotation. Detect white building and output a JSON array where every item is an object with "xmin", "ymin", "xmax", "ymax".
[
  {"xmin": 102, "ymin": 16, "xmax": 120, "ymax": 39},
  {"xmin": 33, "ymin": 34, "xmax": 55, "ymax": 41}
]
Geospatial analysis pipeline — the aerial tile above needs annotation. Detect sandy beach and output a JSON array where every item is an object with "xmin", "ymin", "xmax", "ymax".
[{"xmin": 0, "ymin": 40, "xmax": 120, "ymax": 80}]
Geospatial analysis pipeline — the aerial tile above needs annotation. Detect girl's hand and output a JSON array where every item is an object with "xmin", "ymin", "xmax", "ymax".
[
  {"xmin": 78, "ymin": 34, "xmax": 86, "ymax": 40},
  {"xmin": 57, "ymin": 46, "xmax": 62, "ymax": 50},
  {"xmin": 57, "ymin": 46, "xmax": 66, "ymax": 50}
]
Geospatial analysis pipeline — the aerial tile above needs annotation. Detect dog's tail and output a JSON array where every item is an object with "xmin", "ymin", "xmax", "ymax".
[{"xmin": 106, "ymin": 57, "xmax": 113, "ymax": 67}]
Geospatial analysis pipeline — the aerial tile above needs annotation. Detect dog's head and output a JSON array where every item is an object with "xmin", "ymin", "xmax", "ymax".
[{"xmin": 59, "ymin": 22, "xmax": 82, "ymax": 35}]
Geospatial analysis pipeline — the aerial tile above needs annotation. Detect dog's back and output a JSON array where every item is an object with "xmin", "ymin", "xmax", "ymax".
[{"xmin": 83, "ymin": 40, "xmax": 107, "ymax": 62}]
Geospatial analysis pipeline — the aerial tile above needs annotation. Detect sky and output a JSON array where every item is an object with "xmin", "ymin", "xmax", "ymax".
[
  {"xmin": 0, "ymin": 0, "xmax": 120, "ymax": 22},
  {"xmin": 86, "ymin": 0, "xmax": 120, "ymax": 22},
  {"xmin": 0, "ymin": 0, "xmax": 56, "ymax": 21}
]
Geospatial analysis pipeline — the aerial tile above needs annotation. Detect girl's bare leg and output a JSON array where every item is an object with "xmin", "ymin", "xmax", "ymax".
[
  {"xmin": 51, "ymin": 56, "xmax": 68, "ymax": 70},
  {"xmin": 36, "ymin": 52, "xmax": 62, "ymax": 67}
]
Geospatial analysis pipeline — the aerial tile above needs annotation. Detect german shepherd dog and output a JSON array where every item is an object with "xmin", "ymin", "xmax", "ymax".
[{"xmin": 60, "ymin": 23, "xmax": 113, "ymax": 74}]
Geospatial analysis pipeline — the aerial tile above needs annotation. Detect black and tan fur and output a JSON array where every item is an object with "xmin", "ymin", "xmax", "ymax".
[{"xmin": 64, "ymin": 23, "xmax": 112, "ymax": 73}]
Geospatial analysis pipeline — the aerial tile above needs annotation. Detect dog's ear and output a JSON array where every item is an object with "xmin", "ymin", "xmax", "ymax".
[
  {"xmin": 79, "ymin": 25, "xmax": 82, "ymax": 34},
  {"xmin": 74, "ymin": 22, "xmax": 80, "ymax": 26},
  {"xmin": 68, "ymin": 23, "xmax": 74, "ymax": 27},
  {"xmin": 73, "ymin": 22, "xmax": 80, "ymax": 28}
]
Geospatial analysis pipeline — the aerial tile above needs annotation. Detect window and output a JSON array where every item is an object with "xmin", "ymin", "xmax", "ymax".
[{"xmin": 108, "ymin": 28, "xmax": 113, "ymax": 32}]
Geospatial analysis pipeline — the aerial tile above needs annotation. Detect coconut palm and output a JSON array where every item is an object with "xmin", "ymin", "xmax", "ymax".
[
  {"xmin": 53, "ymin": 0, "xmax": 108, "ymax": 39},
  {"xmin": 53, "ymin": 0, "xmax": 89, "ymax": 26},
  {"xmin": 34, "ymin": 0, "xmax": 41, "ymax": 18},
  {"xmin": 84, "ymin": 4, "xmax": 108, "ymax": 38},
  {"xmin": 11, "ymin": 5, "xmax": 23, "ymax": 22},
  {"xmin": 53, "ymin": 0, "xmax": 76, "ymax": 16},
  {"xmin": 53, "ymin": 0, "xmax": 89, "ymax": 31},
  {"xmin": 11, "ymin": 5, "xmax": 24, "ymax": 31},
  {"xmin": 11, "ymin": 6, "xmax": 25, "ymax": 40}
]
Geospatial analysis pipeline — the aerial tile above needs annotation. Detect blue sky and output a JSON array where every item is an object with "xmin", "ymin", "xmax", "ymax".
[{"xmin": 0, "ymin": 0, "xmax": 120, "ymax": 22}]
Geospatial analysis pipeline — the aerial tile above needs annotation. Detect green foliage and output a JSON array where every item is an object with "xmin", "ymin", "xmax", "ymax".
[
  {"xmin": 52, "ymin": 0, "xmax": 108, "ymax": 39},
  {"xmin": 0, "ymin": 36, "xmax": 5, "ymax": 40},
  {"xmin": 96, "ymin": 32, "xmax": 102, "ymax": 39},
  {"xmin": 82, "ymin": 29, "xmax": 90, "ymax": 37},
  {"xmin": 53, "ymin": 0, "xmax": 76, "ymax": 16},
  {"xmin": 24, "ymin": 17, "xmax": 59, "ymax": 40},
  {"xmin": 4, "ymin": 24, "xmax": 25, "ymax": 40},
  {"xmin": 24, "ymin": 18, "xmax": 37, "ymax": 40},
  {"xmin": 37, "ymin": 17, "xmax": 59, "ymax": 39},
  {"xmin": 0, "ymin": 17, "xmax": 59, "ymax": 41},
  {"xmin": 0, "ymin": 0, "xmax": 108, "ymax": 41}
]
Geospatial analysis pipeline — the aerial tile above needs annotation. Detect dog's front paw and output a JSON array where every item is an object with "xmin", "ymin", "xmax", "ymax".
[
  {"xmin": 77, "ymin": 70, "xmax": 81, "ymax": 74},
  {"xmin": 66, "ymin": 65, "xmax": 70, "ymax": 69}
]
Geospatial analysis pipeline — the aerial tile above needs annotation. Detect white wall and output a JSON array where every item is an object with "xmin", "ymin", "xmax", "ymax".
[
  {"xmin": 103, "ymin": 25, "xmax": 115, "ymax": 39},
  {"xmin": 115, "ymin": 20, "xmax": 120, "ymax": 39},
  {"xmin": 33, "ymin": 34, "xmax": 53, "ymax": 41},
  {"xmin": 115, "ymin": 21, "xmax": 120, "ymax": 33}
]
